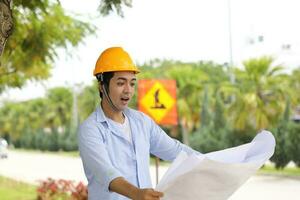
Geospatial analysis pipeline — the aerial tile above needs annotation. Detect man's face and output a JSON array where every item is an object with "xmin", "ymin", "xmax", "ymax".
[{"xmin": 107, "ymin": 71, "xmax": 136, "ymax": 111}]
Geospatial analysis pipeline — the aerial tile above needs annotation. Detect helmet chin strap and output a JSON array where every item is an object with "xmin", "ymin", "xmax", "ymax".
[{"xmin": 99, "ymin": 73, "xmax": 120, "ymax": 112}]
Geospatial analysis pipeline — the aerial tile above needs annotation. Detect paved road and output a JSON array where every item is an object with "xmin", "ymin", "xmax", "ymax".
[
  {"xmin": 0, "ymin": 150, "xmax": 87, "ymax": 184},
  {"xmin": 0, "ymin": 150, "xmax": 299, "ymax": 200}
]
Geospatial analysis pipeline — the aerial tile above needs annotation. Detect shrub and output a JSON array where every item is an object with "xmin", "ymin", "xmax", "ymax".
[
  {"xmin": 190, "ymin": 124, "xmax": 232, "ymax": 153},
  {"xmin": 270, "ymin": 124, "xmax": 290, "ymax": 169},
  {"xmin": 37, "ymin": 178, "xmax": 87, "ymax": 200},
  {"xmin": 287, "ymin": 122, "xmax": 300, "ymax": 167}
]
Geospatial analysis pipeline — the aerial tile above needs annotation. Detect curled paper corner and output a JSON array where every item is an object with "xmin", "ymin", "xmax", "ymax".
[{"xmin": 255, "ymin": 130, "xmax": 276, "ymax": 145}]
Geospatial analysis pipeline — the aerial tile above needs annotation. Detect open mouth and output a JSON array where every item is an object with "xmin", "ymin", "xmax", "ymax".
[{"xmin": 121, "ymin": 97, "xmax": 130, "ymax": 104}]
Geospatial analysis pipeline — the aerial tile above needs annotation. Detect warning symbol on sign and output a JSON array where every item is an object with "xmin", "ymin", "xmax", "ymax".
[
  {"xmin": 151, "ymin": 89, "xmax": 166, "ymax": 109},
  {"xmin": 138, "ymin": 80, "xmax": 177, "ymax": 125}
]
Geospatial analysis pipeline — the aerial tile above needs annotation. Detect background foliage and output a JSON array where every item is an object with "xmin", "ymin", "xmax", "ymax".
[
  {"xmin": 1, "ymin": 57, "xmax": 300, "ymax": 169},
  {"xmin": 0, "ymin": 1, "xmax": 299, "ymax": 170}
]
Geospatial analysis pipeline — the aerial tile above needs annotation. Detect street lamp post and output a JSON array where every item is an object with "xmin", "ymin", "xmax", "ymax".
[{"xmin": 227, "ymin": 0, "xmax": 235, "ymax": 85}]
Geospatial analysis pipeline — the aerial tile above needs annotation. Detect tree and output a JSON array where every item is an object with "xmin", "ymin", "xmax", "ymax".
[
  {"xmin": 167, "ymin": 63, "xmax": 205, "ymax": 145},
  {"xmin": 270, "ymin": 98, "xmax": 291, "ymax": 169},
  {"xmin": 190, "ymin": 91, "xmax": 231, "ymax": 153},
  {"xmin": 213, "ymin": 92, "xmax": 226, "ymax": 130},
  {"xmin": 0, "ymin": 0, "xmax": 133, "ymax": 58},
  {"xmin": 0, "ymin": 1, "xmax": 95, "ymax": 92},
  {"xmin": 200, "ymin": 86, "xmax": 210, "ymax": 128},
  {"xmin": 0, "ymin": 0, "xmax": 13, "ymax": 58},
  {"xmin": 77, "ymin": 81, "xmax": 99, "ymax": 122},
  {"xmin": 99, "ymin": 0, "xmax": 133, "ymax": 17},
  {"xmin": 288, "ymin": 68, "xmax": 300, "ymax": 108},
  {"xmin": 0, "ymin": 0, "xmax": 132, "ymax": 92},
  {"xmin": 44, "ymin": 87, "xmax": 73, "ymax": 133},
  {"xmin": 287, "ymin": 122, "xmax": 300, "ymax": 167},
  {"xmin": 0, "ymin": 86, "xmax": 75, "ymax": 148},
  {"xmin": 138, "ymin": 59, "xmax": 228, "ymax": 145},
  {"xmin": 229, "ymin": 56, "xmax": 287, "ymax": 131}
]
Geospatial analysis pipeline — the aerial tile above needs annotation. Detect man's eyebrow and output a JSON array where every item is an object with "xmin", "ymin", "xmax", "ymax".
[{"xmin": 117, "ymin": 77, "xmax": 136, "ymax": 81}]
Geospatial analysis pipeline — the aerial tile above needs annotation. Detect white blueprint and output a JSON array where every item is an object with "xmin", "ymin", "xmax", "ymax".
[{"xmin": 156, "ymin": 130, "xmax": 276, "ymax": 200}]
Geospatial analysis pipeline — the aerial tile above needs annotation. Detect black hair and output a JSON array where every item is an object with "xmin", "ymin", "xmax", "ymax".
[{"xmin": 96, "ymin": 72, "xmax": 114, "ymax": 99}]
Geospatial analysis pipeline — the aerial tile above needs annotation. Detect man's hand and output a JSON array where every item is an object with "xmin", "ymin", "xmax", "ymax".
[
  {"xmin": 134, "ymin": 188, "xmax": 164, "ymax": 200},
  {"xmin": 109, "ymin": 177, "xmax": 164, "ymax": 200}
]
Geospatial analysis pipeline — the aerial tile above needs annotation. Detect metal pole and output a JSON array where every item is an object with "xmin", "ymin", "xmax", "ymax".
[
  {"xmin": 71, "ymin": 84, "xmax": 80, "ymax": 133},
  {"xmin": 227, "ymin": 0, "xmax": 235, "ymax": 84},
  {"xmin": 155, "ymin": 157, "xmax": 159, "ymax": 185}
]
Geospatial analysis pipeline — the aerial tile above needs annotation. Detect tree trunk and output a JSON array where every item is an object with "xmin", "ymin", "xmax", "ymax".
[
  {"xmin": 0, "ymin": 0, "xmax": 13, "ymax": 60},
  {"xmin": 180, "ymin": 120, "xmax": 190, "ymax": 146}
]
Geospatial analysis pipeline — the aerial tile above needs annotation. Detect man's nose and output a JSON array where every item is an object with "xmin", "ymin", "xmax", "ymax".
[{"xmin": 124, "ymin": 83, "xmax": 131, "ymax": 93}]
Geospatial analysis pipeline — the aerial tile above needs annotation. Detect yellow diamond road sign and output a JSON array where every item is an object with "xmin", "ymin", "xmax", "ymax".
[{"xmin": 140, "ymin": 82, "xmax": 175, "ymax": 122}]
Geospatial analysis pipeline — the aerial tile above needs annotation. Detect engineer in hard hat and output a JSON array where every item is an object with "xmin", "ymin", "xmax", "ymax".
[{"xmin": 78, "ymin": 47, "xmax": 199, "ymax": 200}]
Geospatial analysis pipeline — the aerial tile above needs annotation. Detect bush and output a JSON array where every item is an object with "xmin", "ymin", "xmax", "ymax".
[
  {"xmin": 60, "ymin": 131, "xmax": 78, "ymax": 152},
  {"xmin": 48, "ymin": 131, "xmax": 60, "ymax": 152},
  {"xmin": 270, "ymin": 124, "xmax": 290, "ymax": 169},
  {"xmin": 190, "ymin": 124, "xmax": 232, "ymax": 153},
  {"xmin": 19, "ymin": 130, "xmax": 34, "ymax": 149},
  {"xmin": 34, "ymin": 131, "xmax": 50, "ymax": 151},
  {"xmin": 37, "ymin": 178, "xmax": 87, "ymax": 200},
  {"xmin": 287, "ymin": 122, "xmax": 300, "ymax": 167},
  {"xmin": 270, "ymin": 98, "xmax": 292, "ymax": 169}
]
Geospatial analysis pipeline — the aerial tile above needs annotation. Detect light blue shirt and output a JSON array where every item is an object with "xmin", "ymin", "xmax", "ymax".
[{"xmin": 78, "ymin": 106, "xmax": 198, "ymax": 200}]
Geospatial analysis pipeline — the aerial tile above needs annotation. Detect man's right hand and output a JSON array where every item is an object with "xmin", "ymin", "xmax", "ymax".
[
  {"xmin": 109, "ymin": 177, "xmax": 164, "ymax": 200},
  {"xmin": 134, "ymin": 188, "xmax": 164, "ymax": 200}
]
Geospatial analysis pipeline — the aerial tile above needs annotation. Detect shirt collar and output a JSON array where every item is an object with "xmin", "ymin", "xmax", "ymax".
[
  {"xmin": 96, "ymin": 105, "xmax": 132, "ymax": 123},
  {"xmin": 96, "ymin": 105, "xmax": 135, "ymax": 142},
  {"xmin": 96, "ymin": 106, "xmax": 107, "ymax": 123}
]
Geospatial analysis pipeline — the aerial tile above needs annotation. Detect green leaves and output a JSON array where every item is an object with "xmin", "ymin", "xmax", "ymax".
[
  {"xmin": 0, "ymin": 87, "xmax": 73, "ymax": 141},
  {"xmin": 230, "ymin": 56, "xmax": 287, "ymax": 130},
  {"xmin": 0, "ymin": 1, "xmax": 95, "ymax": 91},
  {"xmin": 77, "ymin": 81, "xmax": 99, "ymax": 121},
  {"xmin": 98, "ymin": 0, "xmax": 132, "ymax": 17}
]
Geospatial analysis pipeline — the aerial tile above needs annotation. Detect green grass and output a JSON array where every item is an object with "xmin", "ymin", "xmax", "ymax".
[
  {"xmin": 0, "ymin": 176, "xmax": 36, "ymax": 200},
  {"xmin": 258, "ymin": 165, "xmax": 300, "ymax": 177},
  {"xmin": 12, "ymin": 148, "xmax": 79, "ymax": 157}
]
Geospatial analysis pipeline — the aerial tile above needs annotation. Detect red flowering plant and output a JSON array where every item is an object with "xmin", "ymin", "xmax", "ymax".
[{"xmin": 37, "ymin": 178, "xmax": 87, "ymax": 200}]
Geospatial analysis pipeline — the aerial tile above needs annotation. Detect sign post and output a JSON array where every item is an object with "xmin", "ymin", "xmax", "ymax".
[{"xmin": 138, "ymin": 79, "xmax": 178, "ymax": 185}]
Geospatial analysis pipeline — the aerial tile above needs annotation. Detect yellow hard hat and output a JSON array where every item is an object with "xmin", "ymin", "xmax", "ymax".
[{"xmin": 93, "ymin": 47, "xmax": 140, "ymax": 75}]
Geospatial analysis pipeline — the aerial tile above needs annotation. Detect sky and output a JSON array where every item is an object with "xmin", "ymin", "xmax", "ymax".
[{"xmin": 1, "ymin": 0, "xmax": 300, "ymax": 101}]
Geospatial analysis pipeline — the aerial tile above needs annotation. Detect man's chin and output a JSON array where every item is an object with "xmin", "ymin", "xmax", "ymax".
[{"xmin": 116, "ymin": 104, "xmax": 128, "ymax": 111}]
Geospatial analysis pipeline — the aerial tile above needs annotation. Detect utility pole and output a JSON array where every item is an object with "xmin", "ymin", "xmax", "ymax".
[
  {"xmin": 227, "ymin": 0, "xmax": 235, "ymax": 85},
  {"xmin": 71, "ymin": 83, "xmax": 82, "ymax": 134}
]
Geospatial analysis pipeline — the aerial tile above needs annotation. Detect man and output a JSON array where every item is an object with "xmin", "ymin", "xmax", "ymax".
[{"xmin": 78, "ymin": 47, "xmax": 198, "ymax": 200}]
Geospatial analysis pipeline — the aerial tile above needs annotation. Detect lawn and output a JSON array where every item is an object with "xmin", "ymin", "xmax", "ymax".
[
  {"xmin": 13, "ymin": 148, "xmax": 79, "ymax": 157},
  {"xmin": 0, "ymin": 176, "xmax": 36, "ymax": 200},
  {"xmin": 258, "ymin": 165, "xmax": 300, "ymax": 177}
]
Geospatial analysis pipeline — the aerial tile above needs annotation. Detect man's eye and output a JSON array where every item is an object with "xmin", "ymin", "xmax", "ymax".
[
  {"xmin": 130, "ymin": 82, "xmax": 136, "ymax": 87},
  {"xmin": 117, "ymin": 82, "xmax": 124, "ymax": 86}
]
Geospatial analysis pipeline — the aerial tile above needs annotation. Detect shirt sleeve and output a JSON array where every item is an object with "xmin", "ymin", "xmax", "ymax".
[
  {"xmin": 78, "ymin": 123, "xmax": 122, "ymax": 192},
  {"xmin": 147, "ymin": 115, "xmax": 201, "ymax": 161}
]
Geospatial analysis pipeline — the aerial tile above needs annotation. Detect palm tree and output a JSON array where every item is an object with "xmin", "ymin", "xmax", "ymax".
[
  {"xmin": 167, "ymin": 64, "xmax": 207, "ymax": 145},
  {"xmin": 229, "ymin": 56, "xmax": 288, "ymax": 130},
  {"xmin": 77, "ymin": 81, "xmax": 99, "ymax": 122},
  {"xmin": 44, "ymin": 87, "xmax": 73, "ymax": 133}
]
